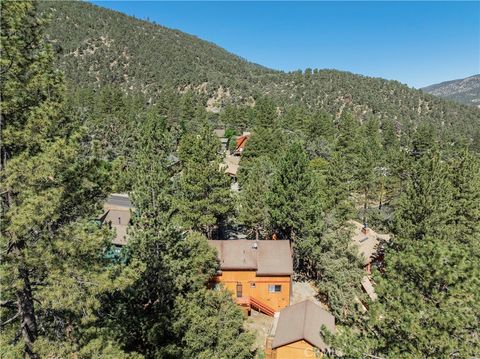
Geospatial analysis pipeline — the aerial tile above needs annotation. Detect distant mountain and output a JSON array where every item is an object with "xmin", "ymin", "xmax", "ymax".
[
  {"xmin": 422, "ymin": 75, "xmax": 480, "ymax": 107},
  {"xmin": 39, "ymin": 1, "xmax": 479, "ymax": 140}
]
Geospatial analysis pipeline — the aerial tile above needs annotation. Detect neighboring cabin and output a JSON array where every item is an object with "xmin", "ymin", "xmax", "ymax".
[
  {"xmin": 234, "ymin": 133, "xmax": 250, "ymax": 155},
  {"xmin": 350, "ymin": 221, "xmax": 390, "ymax": 302},
  {"xmin": 350, "ymin": 221, "xmax": 389, "ymax": 274},
  {"xmin": 208, "ymin": 239, "xmax": 293, "ymax": 315},
  {"xmin": 265, "ymin": 300, "xmax": 335, "ymax": 359}
]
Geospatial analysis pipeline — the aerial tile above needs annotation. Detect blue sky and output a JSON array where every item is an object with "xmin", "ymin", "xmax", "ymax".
[{"xmin": 91, "ymin": 1, "xmax": 479, "ymax": 88}]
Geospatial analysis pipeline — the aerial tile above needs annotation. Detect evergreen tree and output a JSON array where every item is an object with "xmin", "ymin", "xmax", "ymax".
[
  {"xmin": 1, "ymin": 2, "xmax": 134, "ymax": 356},
  {"xmin": 173, "ymin": 289, "xmax": 255, "ymax": 359},
  {"xmin": 324, "ymin": 152, "xmax": 355, "ymax": 227},
  {"xmin": 329, "ymin": 151, "xmax": 480, "ymax": 357},
  {"xmin": 448, "ymin": 150, "xmax": 480, "ymax": 239},
  {"xmin": 176, "ymin": 128, "xmax": 232, "ymax": 238},
  {"xmin": 241, "ymin": 126, "xmax": 286, "ymax": 161},
  {"xmin": 266, "ymin": 142, "xmax": 317, "ymax": 241},
  {"xmin": 102, "ymin": 121, "xmax": 218, "ymax": 356},
  {"xmin": 298, "ymin": 228, "xmax": 365, "ymax": 322},
  {"xmin": 356, "ymin": 118, "xmax": 382, "ymax": 226},
  {"xmin": 237, "ymin": 156, "xmax": 273, "ymax": 240},
  {"xmin": 253, "ymin": 97, "xmax": 277, "ymax": 128}
]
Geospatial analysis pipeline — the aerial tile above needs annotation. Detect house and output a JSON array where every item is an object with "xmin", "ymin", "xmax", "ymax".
[
  {"xmin": 265, "ymin": 300, "xmax": 335, "ymax": 359},
  {"xmin": 222, "ymin": 154, "xmax": 241, "ymax": 178},
  {"xmin": 233, "ymin": 134, "xmax": 250, "ymax": 155},
  {"xmin": 350, "ymin": 221, "xmax": 389, "ymax": 306},
  {"xmin": 213, "ymin": 128, "xmax": 229, "ymax": 152},
  {"xmin": 101, "ymin": 193, "xmax": 133, "ymax": 246},
  {"xmin": 208, "ymin": 240, "xmax": 293, "ymax": 315},
  {"xmin": 213, "ymin": 128, "xmax": 226, "ymax": 138},
  {"xmin": 350, "ymin": 221, "xmax": 390, "ymax": 274}
]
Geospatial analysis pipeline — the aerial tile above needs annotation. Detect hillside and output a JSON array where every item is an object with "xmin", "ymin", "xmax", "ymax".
[
  {"xmin": 40, "ymin": 1, "xmax": 480, "ymax": 140},
  {"xmin": 422, "ymin": 74, "xmax": 480, "ymax": 107}
]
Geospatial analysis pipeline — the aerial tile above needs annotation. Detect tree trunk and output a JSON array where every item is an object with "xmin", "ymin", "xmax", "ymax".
[
  {"xmin": 16, "ymin": 262, "xmax": 38, "ymax": 359},
  {"xmin": 363, "ymin": 188, "xmax": 368, "ymax": 227}
]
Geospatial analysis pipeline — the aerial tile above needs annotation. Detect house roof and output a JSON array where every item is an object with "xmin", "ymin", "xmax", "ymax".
[
  {"xmin": 271, "ymin": 300, "xmax": 335, "ymax": 350},
  {"xmin": 225, "ymin": 163, "xmax": 239, "ymax": 176},
  {"xmin": 350, "ymin": 221, "xmax": 390, "ymax": 265},
  {"xmin": 225, "ymin": 154, "xmax": 241, "ymax": 165},
  {"xmin": 235, "ymin": 135, "xmax": 249, "ymax": 152},
  {"xmin": 208, "ymin": 240, "xmax": 293, "ymax": 276},
  {"xmin": 213, "ymin": 129, "xmax": 226, "ymax": 138},
  {"xmin": 222, "ymin": 154, "xmax": 241, "ymax": 176}
]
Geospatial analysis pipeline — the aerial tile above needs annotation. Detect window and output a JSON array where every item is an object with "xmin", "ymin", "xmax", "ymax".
[
  {"xmin": 250, "ymin": 282, "xmax": 256, "ymax": 288},
  {"xmin": 236, "ymin": 283, "xmax": 243, "ymax": 298},
  {"xmin": 268, "ymin": 284, "xmax": 282, "ymax": 293}
]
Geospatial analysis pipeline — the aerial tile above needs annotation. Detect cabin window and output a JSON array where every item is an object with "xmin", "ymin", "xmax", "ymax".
[
  {"xmin": 268, "ymin": 284, "xmax": 282, "ymax": 293},
  {"xmin": 250, "ymin": 282, "xmax": 256, "ymax": 288},
  {"xmin": 236, "ymin": 283, "xmax": 243, "ymax": 298}
]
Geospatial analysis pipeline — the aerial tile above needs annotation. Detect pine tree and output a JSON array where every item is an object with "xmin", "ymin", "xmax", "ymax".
[
  {"xmin": 356, "ymin": 118, "xmax": 382, "ymax": 226},
  {"xmin": 102, "ymin": 120, "xmax": 218, "ymax": 355},
  {"xmin": 176, "ymin": 128, "xmax": 232, "ymax": 238},
  {"xmin": 173, "ymin": 289, "xmax": 255, "ymax": 359},
  {"xmin": 237, "ymin": 156, "xmax": 273, "ymax": 240},
  {"xmin": 104, "ymin": 121, "xmax": 253, "ymax": 357},
  {"xmin": 1, "ymin": 2, "xmax": 134, "ymax": 356},
  {"xmin": 266, "ymin": 142, "xmax": 317, "ymax": 241},
  {"xmin": 448, "ymin": 150, "xmax": 480, "ymax": 238},
  {"xmin": 253, "ymin": 97, "xmax": 277, "ymax": 128},
  {"xmin": 324, "ymin": 152, "xmax": 355, "ymax": 227},
  {"xmin": 329, "ymin": 151, "xmax": 480, "ymax": 357}
]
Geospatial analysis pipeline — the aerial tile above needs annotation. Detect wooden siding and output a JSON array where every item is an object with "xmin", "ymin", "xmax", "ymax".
[
  {"xmin": 273, "ymin": 340, "xmax": 323, "ymax": 359},
  {"xmin": 214, "ymin": 270, "xmax": 291, "ymax": 312}
]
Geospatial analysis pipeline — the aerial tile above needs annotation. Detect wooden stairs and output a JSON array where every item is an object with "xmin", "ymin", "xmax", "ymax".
[{"xmin": 249, "ymin": 296, "xmax": 275, "ymax": 316}]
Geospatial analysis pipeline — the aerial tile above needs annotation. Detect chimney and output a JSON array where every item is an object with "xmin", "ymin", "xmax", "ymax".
[{"xmin": 362, "ymin": 224, "xmax": 368, "ymax": 235}]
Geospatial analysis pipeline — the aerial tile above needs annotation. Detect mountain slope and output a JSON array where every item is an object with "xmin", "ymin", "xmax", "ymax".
[
  {"xmin": 40, "ymin": 1, "xmax": 479, "ymax": 140},
  {"xmin": 422, "ymin": 75, "xmax": 480, "ymax": 107},
  {"xmin": 41, "ymin": 1, "xmax": 275, "ymax": 96}
]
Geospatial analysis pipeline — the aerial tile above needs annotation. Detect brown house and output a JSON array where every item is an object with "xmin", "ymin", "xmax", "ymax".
[
  {"xmin": 265, "ymin": 300, "xmax": 335, "ymax": 359},
  {"xmin": 233, "ymin": 134, "xmax": 250, "ymax": 155},
  {"xmin": 208, "ymin": 240, "xmax": 293, "ymax": 315},
  {"xmin": 350, "ymin": 221, "xmax": 390, "ymax": 306},
  {"xmin": 350, "ymin": 221, "xmax": 390, "ymax": 274}
]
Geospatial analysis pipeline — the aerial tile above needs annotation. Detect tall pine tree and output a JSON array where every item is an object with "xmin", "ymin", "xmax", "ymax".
[
  {"xmin": 1, "ymin": 2, "xmax": 135, "ymax": 357},
  {"xmin": 176, "ymin": 127, "xmax": 232, "ymax": 238}
]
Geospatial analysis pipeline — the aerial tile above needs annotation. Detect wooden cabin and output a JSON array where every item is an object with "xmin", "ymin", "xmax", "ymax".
[
  {"xmin": 350, "ymin": 221, "xmax": 389, "ymax": 274},
  {"xmin": 208, "ymin": 240, "xmax": 293, "ymax": 315},
  {"xmin": 233, "ymin": 134, "xmax": 250, "ymax": 155},
  {"xmin": 265, "ymin": 300, "xmax": 335, "ymax": 359},
  {"xmin": 350, "ymin": 221, "xmax": 390, "ymax": 307}
]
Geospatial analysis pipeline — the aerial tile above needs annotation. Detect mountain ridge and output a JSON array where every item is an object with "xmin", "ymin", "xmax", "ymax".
[
  {"xmin": 422, "ymin": 74, "xmax": 480, "ymax": 107},
  {"xmin": 40, "ymin": 1, "xmax": 480, "ymax": 143}
]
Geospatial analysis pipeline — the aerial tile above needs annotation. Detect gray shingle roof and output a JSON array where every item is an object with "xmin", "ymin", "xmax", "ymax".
[
  {"xmin": 350, "ymin": 221, "xmax": 390, "ymax": 265},
  {"xmin": 271, "ymin": 300, "xmax": 335, "ymax": 350},
  {"xmin": 208, "ymin": 240, "xmax": 293, "ymax": 276}
]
